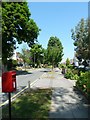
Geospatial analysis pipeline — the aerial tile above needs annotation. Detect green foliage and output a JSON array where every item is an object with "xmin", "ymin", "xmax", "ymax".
[
  {"xmin": 73, "ymin": 74, "xmax": 79, "ymax": 80},
  {"xmin": 47, "ymin": 36, "xmax": 63, "ymax": 68},
  {"xmin": 64, "ymin": 69, "xmax": 74, "ymax": 80},
  {"xmin": 66, "ymin": 58, "xmax": 70, "ymax": 66},
  {"xmin": 42, "ymin": 48, "xmax": 47, "ymax": 64},
  {"xmin": 12, "ymin": 60, "xmax": 18, "ymax": 68},
  {"xmin": 59, "ymin": 63, "xmax": 66, "ymax": 69},
  {"xmin": 20, "ymin": 48, "xmax": 31, "ymax": 67},
  {"xmin": 7, "ymin": 59, "xmax": 12, "ymax": 71},
  {"xmin": 2, "ymin": 89, "xmax": 52, "ymax": 118},
  {"xmin": 67, "ymin": 64, "xmax": 74, "ymax": 69},
  {"xmin": 76, "ymin": 71, "xmax": 90, "ymax": 97},
  {"xmin": 30, "ymin": 43, "xmax": 44, "ymax": 67},
  {"xmin": 71, "ymin": 18, "xmax": 90, "ymax": 66},
  {"xmin": 7, "ymin": 59, "xmax": 18, "ymax": 70},
  {"xmin": 72, "ymin": 68, "xmax": 79, "ymax": 75},
  {"xmin": 2, "ymin": 2, "xmax": 40, "ymax": 64},
  {"xmin": 65, "ymin": 68, "xmax": 79, "ymax": 80}
]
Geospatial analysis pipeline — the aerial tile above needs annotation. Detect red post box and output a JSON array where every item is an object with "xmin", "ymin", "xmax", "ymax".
[{"xmin": 2, "ymin": 71, "xmax": 16, "ymax": 93}]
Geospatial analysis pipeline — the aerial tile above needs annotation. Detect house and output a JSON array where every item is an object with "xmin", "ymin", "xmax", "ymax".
[{"xmin": 16, "ymin": 52, "xmax": 24, "ymax": 66}]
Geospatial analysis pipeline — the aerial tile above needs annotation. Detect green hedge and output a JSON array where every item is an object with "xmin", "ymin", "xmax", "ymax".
[
  {"xmin": 64, "ymin": 69, "xmax": 79, "ymax": 80},
  {"xmin": 76, "ymin": 71, "xmax": 90, "ymax": 98},
  {"xmin": 64, "ymin": 66, "xmax": 90, "ymax": 99}
]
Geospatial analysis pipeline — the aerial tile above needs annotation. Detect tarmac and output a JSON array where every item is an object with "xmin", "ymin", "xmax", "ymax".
[{"xmin": 31, "ymin": 68, "xmax": 89, "ymax": 119}]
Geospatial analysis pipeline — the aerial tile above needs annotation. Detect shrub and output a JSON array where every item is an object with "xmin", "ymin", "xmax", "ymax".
[
  {"xmin": 72, "ymin": 68, "xmax": 79, "ymax": 75},
  {"xmin": 59, "ymin": 63, "xmax": 66, "ymax": 69},
  {"xmin": 64, "ymin": 69, "xmax": 74, "ymax": 79},
  {"xmin": 67, "ymin": 64, "xmax": 74, "ymax": 69},
  {"xmin": 73, "ymin": 74, "xmax": 79, "ymax": 80},
  {"xmin": 64, "ymin": 68, "xmax": 79, "ymax": 80},
  {"xmin": 76, "ymin": 71, "xmax": 90, "ymax": 98},
  {"xmin": 66, "ymin": 58, "xmax": 70, "ymax": 66}
]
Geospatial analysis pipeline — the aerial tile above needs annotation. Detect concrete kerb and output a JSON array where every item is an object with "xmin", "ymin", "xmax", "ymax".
[{"xmin": 0, "ymin": 73, "xmax": 46, "ymax": 108}]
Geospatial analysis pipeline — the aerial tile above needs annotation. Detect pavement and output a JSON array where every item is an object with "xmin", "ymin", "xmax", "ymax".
[
  {"xmin": 0, "ymin": 68, "xmax": 89, "ymax": 119},
  {"xmin": 31, "ymin": 68, "xmax": 89, "ymax": 119}
]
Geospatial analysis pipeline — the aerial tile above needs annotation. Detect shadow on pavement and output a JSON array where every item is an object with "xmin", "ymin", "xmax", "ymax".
[
  {"xmin": 40, "ymin": 70, "xmax": 52, "ymax": 73},
  {"xmin": 16, "ymin": 70, "xmax": 32, "ymax": 76},
  {"xmin": 49, "ymin": 87, "xmax": 89, "ymax": 119},
  {"xmin": 73, "ymin": 86, "xmax": 88, "ymax": 103}
]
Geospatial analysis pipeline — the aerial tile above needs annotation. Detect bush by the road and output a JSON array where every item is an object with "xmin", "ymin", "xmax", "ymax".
[
  {"xmin": 64, "ymin": 65, "xmax": 90, "ymax": 99},
  {"xmin": 76, "ymin": 71, "xmax": 90, "ymax": 98},
  {"xmin": 64, "ymin": 68, "xmax": 79, "ymax": 80}
]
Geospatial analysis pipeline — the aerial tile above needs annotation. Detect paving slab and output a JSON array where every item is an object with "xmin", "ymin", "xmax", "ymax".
[
  {"xmin": 49, "ymin": 87, "xmax": 88, "ymax": 118},
  {"xmin": 31, "ymin": 68, "xmax": 89, "ymax": 119}
]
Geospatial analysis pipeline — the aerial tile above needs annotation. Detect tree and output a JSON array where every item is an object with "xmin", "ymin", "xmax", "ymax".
[
  {"xmin": 2, "ymin": 1, "xmax": 40, "ymax": 65},
  {"xmin": 66, "ymin": 58, "xmax": 70, "ymax": 67},
  {"xmin": 42, "ymin": 48, "xmax": 48, "ymax": 65},
  {"xmin": 7, "ymin": 59, "xmax": 18, "ymax": 71},
  {"xmin": 20, "ymin": 48, "xmax": 31, "ymax": 69},
  {"xmin": 30, "ymin": 43, "xmax": 43, "ymax": 68},
  {"xmin": 47, "ymin": 36, "xmax": 63, "ymax": 68},
  {"xmin": 71, "ymin": 18, "xmax": 90, "ymax": 67}
]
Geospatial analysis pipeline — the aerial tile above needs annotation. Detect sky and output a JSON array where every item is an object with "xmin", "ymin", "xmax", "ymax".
[
  {"xmin": 28, "ymin": 0, "xmax": 89, "ymax": 2},
  {"xmin": 16, "ymin": 2, "xmax": 88, "ymax": 62}
]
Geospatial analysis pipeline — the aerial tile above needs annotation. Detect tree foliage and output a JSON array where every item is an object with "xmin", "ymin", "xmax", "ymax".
[
  {"xmin": 20, "ymin": 48, "xmax": 31, "ymax": 67},
  {"xmin": 30, "ymin": 43, "xmax": 43, "ymax": 67},
  {"xmin": 47, "ymin": 36, "xmax": 63, "ymax": 67},
  {"xmin": 66, "ymin": 58, "xmax": 70, "ymax": 66},
  {"xmin": 42, "ymin": 48, "xmax": 48, "ymax": 65},
  {"xmin": 71, "ymin": 18, "xmax": 90, "ymax": 66},
  {"xmin": 2, "ymin": 1, "xmax": 40, "ymax": 64}
]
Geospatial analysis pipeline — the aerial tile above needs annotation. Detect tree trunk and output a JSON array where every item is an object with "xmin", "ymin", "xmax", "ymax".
[
  {"xmin": 2, "ymin": 57, "xmax": 8, "ymax": 72},
  {"xmin": 2, "ymin": 64, "xmax": 7, "ymax": 73}
]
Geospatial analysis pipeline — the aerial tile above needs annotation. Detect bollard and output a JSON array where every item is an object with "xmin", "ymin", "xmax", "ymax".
[{"xmin": 28, "ymin": 81, "xmax": 30, "ymax": 91}]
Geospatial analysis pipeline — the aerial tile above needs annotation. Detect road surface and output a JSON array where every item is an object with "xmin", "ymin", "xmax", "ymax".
[
  {"xmin": 16, "ymin": 68, "xmax": 47, "ymax": 88},
  {"xmin": 0, "ymin": 68, "xmax": 50, "ymax": 103}
]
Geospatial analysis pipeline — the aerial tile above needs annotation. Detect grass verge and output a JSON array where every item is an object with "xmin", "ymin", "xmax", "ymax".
[{"xmin": 2, "ymin": 88, "xmax": 52, "ymax": 119}]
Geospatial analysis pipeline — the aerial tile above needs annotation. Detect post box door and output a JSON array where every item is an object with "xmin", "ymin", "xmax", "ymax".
[{"xmin": 12, "ymin": 71, "xmax": 16, "ymax": 91}]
